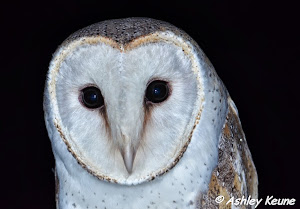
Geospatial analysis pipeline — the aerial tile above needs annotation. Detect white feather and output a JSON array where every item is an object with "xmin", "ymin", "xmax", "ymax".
[{"xmin": 44, "ymin": 32, "xmax": 229, "ymax": 208}]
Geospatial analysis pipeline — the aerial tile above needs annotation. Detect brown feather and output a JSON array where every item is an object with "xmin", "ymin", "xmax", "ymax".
[{"xmin": 201, "ymin": 100, "xmax": 258, "ymax": 209}]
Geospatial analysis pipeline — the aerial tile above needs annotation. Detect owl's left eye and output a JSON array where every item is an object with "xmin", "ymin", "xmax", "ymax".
[
  {"xmin": 81, "ymin": 86, "xmax": 104, "ymax": 109},
  {"xmin": 145, "ymin": 80, "xmax": 170, "ymax": 103}
]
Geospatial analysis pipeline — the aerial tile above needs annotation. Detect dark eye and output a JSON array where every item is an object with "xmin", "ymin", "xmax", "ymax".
[
  {"xmin": 81, "ymin": 86, "xmax": 104, "ymax": 109},
  {"xmin": 145, "ymin": 80, "xmax": 169, "ymax": 103}
]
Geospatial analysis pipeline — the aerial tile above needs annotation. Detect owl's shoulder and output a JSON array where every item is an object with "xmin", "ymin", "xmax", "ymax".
[{"xmin": 202, "ymin": 98, "xmax": 258, "ymax": 208}]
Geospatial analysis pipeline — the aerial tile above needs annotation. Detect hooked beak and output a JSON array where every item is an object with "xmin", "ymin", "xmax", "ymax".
[
  {"xmin": 119, "ymin": 138, "xmax": 137, "ymax": 174},
  {"xmin": 120, "ymin": 145, "xmax": 135, "ymax": 174}
]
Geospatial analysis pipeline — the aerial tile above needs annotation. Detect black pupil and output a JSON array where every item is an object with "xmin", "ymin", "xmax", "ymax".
[
  {"xmin": 81, "ymin": 87, "xmax": 104, "ymax": 108},
  {"xmin": 146, "ymin": 80, "xmax": 169, "ymax": 103}
]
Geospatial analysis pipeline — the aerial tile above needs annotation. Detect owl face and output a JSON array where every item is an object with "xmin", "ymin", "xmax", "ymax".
[{"xmin": 46, "ymin": 23, "xmax": 205, "ymax": 185}]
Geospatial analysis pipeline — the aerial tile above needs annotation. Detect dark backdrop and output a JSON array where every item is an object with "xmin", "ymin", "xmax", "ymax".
[{"xmin": 2, "ymin": 0, "xmax": 299, "ymax": 208}]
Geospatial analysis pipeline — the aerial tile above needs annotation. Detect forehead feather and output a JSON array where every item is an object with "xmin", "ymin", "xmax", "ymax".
[{"xmin": 62, "ymin": 17, "xmax": 195, "ymax": 47}]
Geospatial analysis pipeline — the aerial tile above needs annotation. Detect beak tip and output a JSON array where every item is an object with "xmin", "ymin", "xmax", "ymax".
[
  {"xmin": 121, "ymin": 145, "xmax": 135, "ymax": 174},
  {"xmin": 123, "ymin": 155, "xmax": 134, "ymax": 174},
  {"xmin": 126, "ymin": 166, "xmax": 133, "ymax": 174}
]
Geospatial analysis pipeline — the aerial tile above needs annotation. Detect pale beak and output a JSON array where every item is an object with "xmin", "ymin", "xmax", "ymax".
[{"xmin": 120, "ymin": 143, "xmax": 136, "ymax": 174}]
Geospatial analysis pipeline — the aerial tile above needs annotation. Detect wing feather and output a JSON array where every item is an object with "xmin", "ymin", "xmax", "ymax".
[{"xmin": 202, "ymin": 97, "xmax": 258, "ymax": 209}]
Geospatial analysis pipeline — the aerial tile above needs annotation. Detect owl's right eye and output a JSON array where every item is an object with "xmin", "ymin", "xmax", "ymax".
[{"xmin": 81, "ymin": 86, "xmax": 104, "ymax": 109}]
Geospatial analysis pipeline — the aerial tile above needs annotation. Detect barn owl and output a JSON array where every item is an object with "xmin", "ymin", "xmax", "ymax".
[{"xmin": 44, "ymin": 17, "xmax": 258, "ymax": 209}]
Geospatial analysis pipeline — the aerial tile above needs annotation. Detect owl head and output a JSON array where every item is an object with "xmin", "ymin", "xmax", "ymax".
[{"xmin": 44, "ymin": 17, "xmax": 226, "ymax": 185}]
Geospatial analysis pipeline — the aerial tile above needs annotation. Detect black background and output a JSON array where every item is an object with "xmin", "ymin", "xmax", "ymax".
[{"xmin": 2, "ymin": 0, "xmax": 299, "ymax": 208}]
